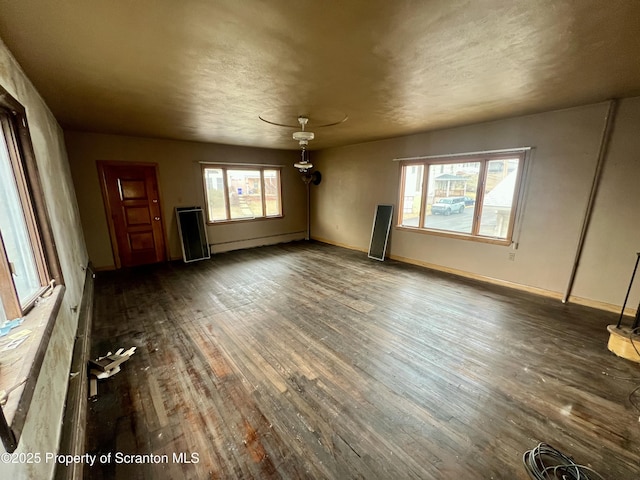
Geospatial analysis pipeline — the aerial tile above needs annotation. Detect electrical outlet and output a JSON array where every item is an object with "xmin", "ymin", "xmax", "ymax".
[{"xmin": 508, "ymin": 252, "xmax": 516, "ymax": 261}]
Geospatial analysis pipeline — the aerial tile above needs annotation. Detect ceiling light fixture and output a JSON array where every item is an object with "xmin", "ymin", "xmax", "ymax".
[
  {"xmin": 259, "ymin": 110, "xmax": 346, "ymax": 174},
  {"xmin": 293, "ymin": 151, "xmax": 313, "ymax": 173},
  {"xmin": 292, "ymin": 116, "xmax": 314, "ymax": 173}
]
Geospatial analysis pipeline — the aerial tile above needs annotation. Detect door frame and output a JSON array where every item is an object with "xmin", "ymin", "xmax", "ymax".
[{"xmin": 97, "ymin": 160, "xmax": 169, "ymax": 269}]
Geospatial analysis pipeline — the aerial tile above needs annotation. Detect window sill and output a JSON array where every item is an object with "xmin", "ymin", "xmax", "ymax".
[
  {"xmin": 395, "ymin": 225, "xmax": 512, "ymax": 246},
  {"xmin": 0, "ymin": 285, "xmax": 65, "ymax": 447},
  {"xmin": 206, "ymin": 215, "xmax": 284, "ymax": 226}
]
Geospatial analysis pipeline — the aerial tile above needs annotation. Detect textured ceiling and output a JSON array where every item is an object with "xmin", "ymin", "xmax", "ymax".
[{"xmin": 1, "ymin": 0, "xmax": 640, "ymax": 150}]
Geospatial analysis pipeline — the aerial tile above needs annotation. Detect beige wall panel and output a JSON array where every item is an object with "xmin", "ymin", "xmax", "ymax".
[
  {"xmin": 65, "ymin": 131, "xmax": 306, "ymax": 268},
  {"xmin": 0, "ymin": 38, "xmax": 88, "ymax": 479},
  {"xmin": 313, "ymin": 103, "xmax": 609, "ymax": 297},
  {"xmin": 572, "ymin": 97, "xmax": 640, "ymax": 311}
]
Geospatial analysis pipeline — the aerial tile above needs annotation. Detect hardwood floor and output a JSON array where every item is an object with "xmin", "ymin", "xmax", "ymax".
[{"xmin": 84, "ymin": 241, "xmax": 640, "ymax": 479}]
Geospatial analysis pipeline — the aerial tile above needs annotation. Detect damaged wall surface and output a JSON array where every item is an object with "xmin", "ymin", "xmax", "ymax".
[{"xmin": 0, "ymin": 37, "xmax": 88, "ymax": 480}]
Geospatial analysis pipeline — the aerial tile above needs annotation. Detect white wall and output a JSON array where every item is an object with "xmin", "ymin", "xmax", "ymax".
[
  {"xmin": 0, "ymin": 38, "xmax": 88, "ymax": 480},
  {"xmin": 312, "ymin": 100, "xmax": 640, "ymax": 312}
]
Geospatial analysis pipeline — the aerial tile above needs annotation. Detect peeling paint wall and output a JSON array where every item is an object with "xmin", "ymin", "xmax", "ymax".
[{"xmin": 0, "ymin": 38, "xmax": 88, "ymax": 480}]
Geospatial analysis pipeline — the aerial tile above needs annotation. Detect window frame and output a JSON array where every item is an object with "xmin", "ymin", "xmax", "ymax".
[
  {"xmin": 0, "ymin": 89, "xmax": 61, "ymax": 321},
  {"xmin": 397, "ymin": 151, "xmax": 526, "ymax": 245},
  {"xmin": 201, "ymin": 164, "xmax": 283, "ymax": 224}
]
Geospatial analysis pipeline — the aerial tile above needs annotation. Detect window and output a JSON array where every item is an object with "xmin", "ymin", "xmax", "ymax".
[
  {"xmin": 0, "ymin": 96, "xmax": 58, "ymax": 321},
  {"xmin": 0, "ymin": 85, "xmax": 63, "ymax": 452},
  {"xmin": 202, "ymin": 165, "xmax": 282, "ymax": 223},
  {"xmin": 398, "ymin": 152, "xmax": 525, "ymax": 244}
]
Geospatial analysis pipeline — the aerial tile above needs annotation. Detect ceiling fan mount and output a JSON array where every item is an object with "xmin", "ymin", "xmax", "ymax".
[{"xmin": 292, "ymin": 116, "xmax": 315, "ymax": 147}]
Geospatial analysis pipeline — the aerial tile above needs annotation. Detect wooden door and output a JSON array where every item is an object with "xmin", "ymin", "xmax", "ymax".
[{"xmin": 98, "ymin": 162, "xmax": 166, "ymax": 268}]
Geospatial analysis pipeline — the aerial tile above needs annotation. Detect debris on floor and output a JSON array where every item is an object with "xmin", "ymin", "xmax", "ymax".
[
  {"xmin": 0, "ymin": 318, "xmax": 23, "ymax": 337},
  {"xmin": 1, "ymin": 329, "xmax": 31, "ymax": 352},
  {"xmin": 88, "ymin": 347, "xmax": 136, "ymax": 397}
]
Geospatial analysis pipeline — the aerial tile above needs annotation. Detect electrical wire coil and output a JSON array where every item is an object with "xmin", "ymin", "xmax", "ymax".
[{"xmin": 522, "ymin": 443, "xmax": 605, "ymax": 480}]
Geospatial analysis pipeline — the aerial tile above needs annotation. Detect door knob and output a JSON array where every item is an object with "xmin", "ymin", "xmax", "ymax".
[{"xmin": 154, "ymin": 216, "xmax": 160, "ymax": 221}]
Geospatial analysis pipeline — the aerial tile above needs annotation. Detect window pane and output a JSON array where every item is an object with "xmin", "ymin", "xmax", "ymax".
[
  {"xmin": 204, "ymin": 168, "xmax": 227, "ymax": 221},
  {"xmin": 0, "ymin": 132, "xmax": 41, "ymax": 305},
  {"xmin": 264, "ymin": 169, "xmax": 281, "ymax": 217},
  {"xmin": 478, "ymin": 158, "xmax": 520, "ymax": 239},
  {"xmin": 227, "ymin": 170, "xmax": 263, "ymax": 219},
  {"xmin": 423, "ymin": 162, "xmax": 478, "ymax": 234},
  {"xmin": 400, "ymin": 165, "xmax": 423, "ymax": 227}
]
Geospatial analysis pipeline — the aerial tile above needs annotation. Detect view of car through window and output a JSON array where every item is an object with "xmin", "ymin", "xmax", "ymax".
[{"xmin": 399, "ymin": 154, "xmax": 522, "ymax": 241}]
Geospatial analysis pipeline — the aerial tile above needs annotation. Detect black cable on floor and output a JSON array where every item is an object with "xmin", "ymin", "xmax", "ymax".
[{"xmin": 522, "ymin": 443, "xmax": 605, "ymax": 479}]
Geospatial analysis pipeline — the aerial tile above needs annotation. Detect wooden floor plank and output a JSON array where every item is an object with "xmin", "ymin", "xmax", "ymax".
[{"xmin": 84, "ymin": 241, "xmax": 640, "ymax": 479}]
